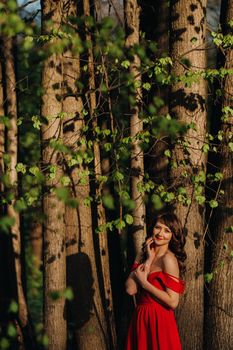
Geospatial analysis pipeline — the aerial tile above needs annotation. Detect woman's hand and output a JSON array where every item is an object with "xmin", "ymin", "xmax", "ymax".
[
  {"xmin": 134, "ymin": 264, "xmax": 149, "ymax": 287},
  {"xmin": 143, "ymin": 237, "xmax": 156, "ymax": 262}
]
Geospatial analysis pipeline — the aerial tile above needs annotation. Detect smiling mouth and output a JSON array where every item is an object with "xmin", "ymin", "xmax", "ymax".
[{"xmin": 155, "ymin": 237, "xmax": 163, "ymax": 240}]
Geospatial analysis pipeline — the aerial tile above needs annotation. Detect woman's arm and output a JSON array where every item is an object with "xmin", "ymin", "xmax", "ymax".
[
  {"xmin": 125, "ymin": 239, "xmax": 155, "ymax": 296},
  {"xmin": 125, "ymin": 271, "xmax": 138, "ymax": 295},
  {"xmin": 134, "ymin": 253, "xmax": 180, "ymax": 309}
]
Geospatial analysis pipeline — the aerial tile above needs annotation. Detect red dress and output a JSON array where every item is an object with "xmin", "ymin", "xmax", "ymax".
[{"xmin": 125, "ymin": 265, "xmax": 185, "ymax": 350}]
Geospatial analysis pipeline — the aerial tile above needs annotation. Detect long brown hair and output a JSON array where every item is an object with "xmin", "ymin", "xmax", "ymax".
[{"xmin": 148, "ymin": 212, "xmax": 187, "ymax": 275}]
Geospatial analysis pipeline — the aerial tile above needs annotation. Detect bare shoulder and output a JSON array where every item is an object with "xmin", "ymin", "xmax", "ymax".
[{"xmin": 161, "ymin": 251, "xmax": 179, "ymax": 278}]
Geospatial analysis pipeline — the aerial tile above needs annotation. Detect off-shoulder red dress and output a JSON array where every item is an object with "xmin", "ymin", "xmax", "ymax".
[{"xmin": 125, "ymin": 264, "xmax": 185, "ymax": 350}]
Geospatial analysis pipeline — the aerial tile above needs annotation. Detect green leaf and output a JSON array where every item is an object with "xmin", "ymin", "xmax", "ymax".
[
  {"xmin": 14, "ymin": 198, "xmax": 27, "ymax": 212},
  {"xmin": 60, "ymin": 176, "xmax": 71, "ymax": 186},
  {"xmin": 0, "ymin": 338, "xmax": 10, "ymax": 350},
  {"xmin": 115, "ymin": 219, "xmax": 126, "ymax": 230},
  {"xmin": 64, "ymin": 287, "xmax": 74, "ymax": 301},
  {"xmin": 209, "ymin": 199, "xmax": 218, "ymax": 208},
  {"xmin": 204, "ymin": 273, "xmax": 213, "ymax": 283},
  {"xmin": 113, "ymin": 171, "xmax": 124, "ymax": 181},
  {"xmin": 55, "ymin": 187, "xmax": 69, "ymax": 202},
  {"xmin": 228, "ymin": 142, "xmax": 233, "ymax": 152},
  {"xmin": 142, "ymin": 83, "xmax": 151, "ymax": 91},
  {"xmin": 195, "ymin": 195, "xmax": 206, "ymax": 205},
  {"xmin": 8, "ymin": 300, "xmax": 18, "ymax": 313},
  {"xmin": 7, "ymin": 323, "xmax": 17, "ymax": 338},
  {"xmin": 225, "ymin": 226, "xmax": 233, "ymax": 233},
  {"xmin": 102, "ymin": 194, "xmax": 115, "ymax": 210},
  {"xmin": 104, "ymin": 143, "xmax": 112, "ymax": 152},
  {"xmin": 41, "ymin": 334, "xmax": 49, "ymax": 347},
  {"xmin": 121, "ymin": 60, "xmax": 130, "ymax": 69},
  {"xmin": 191, "ymin": 37, "xmax": 197, "ymax": 44},
  {"xmin": 16, "ymin": 162, "xmax": 26, "ymax": 174},
  {"xmin": 124, "ymin": 214, "xmax": 134, "ymax": 225},
  {"xmin": 202, "ymin": 143, "xmax": 209, "ymax": 153},
  {"xmin": 214, "ymin": 172, "xmax": 223, "ymax": 181},
  {"xmin": 151, "ymin": 194, "xmax": 163, "ymax": 210},
  {"xmin": 50, "ymin": 290, "xmax": 62, "ymax": 300},
  {"xmin": 31, "ymin": 115, "xmax": 42, "ymax": 130},
  {"xmin": 29, "ymin": 166, "xmax": 40, "ymax": 176},
  {"xmin": 0, "ymin": 216, "xmax": 15, "ymax": 234},
  {"xmin": 164, "ymin": 149, "xmax": 171, "ymax": 158}
]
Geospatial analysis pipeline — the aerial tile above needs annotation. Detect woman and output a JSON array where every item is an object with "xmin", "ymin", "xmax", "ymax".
[{"xmin": 125, "ymin": 212, "xmax": 186, "ymax": 350}]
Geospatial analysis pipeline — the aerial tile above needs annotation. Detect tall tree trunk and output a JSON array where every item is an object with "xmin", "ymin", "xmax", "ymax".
[
  {"xmin": 0, "ymin": 60, "xmax": 4, "ymax": 191},
  {"xmin": 4, "ymin": 36, "xmax": 29, "ymax": 344},
  {"xmin": 83, "ymin": 0, "xmax": 116, "ymax": 347},
  {"xmin": 205, "ymin": 1, "xmax": 233, "ymax": 348},
  {"xmin": 94, "ymin": 0, "xmax": 124, "ymax": 25},
  {"xmin": 125, "ymin": 0, "xmax": 146, "ymax": 254},
  {"xmin": 142, "ymin": 0, "xmax": 169, "ymax": 195},
  {"xmin": 169, "ymin": 1, "xmax": 207, "ymax": 349},
  {"xmin": 61, "ymin": 1, "xmax": 109, "ymax": 349},
  {"xmin": 41, "ymin": 1, "xmax": 66, "ymax": 349}
]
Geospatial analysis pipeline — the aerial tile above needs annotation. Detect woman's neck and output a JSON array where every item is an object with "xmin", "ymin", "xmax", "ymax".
[{"xmin": 153, "ymin": 244, "xmax": 169, "ymax": 258}]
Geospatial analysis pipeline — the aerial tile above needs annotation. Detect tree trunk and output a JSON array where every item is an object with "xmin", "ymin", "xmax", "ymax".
[
  {"xmin": 125, "ymin": 0, "xmax": 146, "ymax": 254},
  {"xmin": 83, "ymin": 0, "xmax": 116, "ymax": 347},
  {"xmin": 205, "ymin": 1, "xmax": 233, "ymax": 348},
  {"xmin": 142, "ymin": 0, "xmax": 169, "ymax": 195},
  {"xmin": 94, "ymin": 0, "xmax": 124, "ymax": 25},
  {"xmin": 61, "ymin": 1, "xmax": 109, "ymax": 348},
  {"xmin": 4, "ymin": 36, "xmax": 29, "ymax": 341},
  {"xmin": 41, "ymin": 1, "xmax": 66, "ymax": 348},
  {"xmin": 169, "ymin": 1, "xmax": 207, "ymax": 349},
  {"xmin": 0, "ymin": 60, "xmax": 4, "ymax": 192}
]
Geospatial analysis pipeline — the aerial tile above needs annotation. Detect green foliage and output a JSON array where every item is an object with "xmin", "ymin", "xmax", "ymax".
[
  {"xmin": 0, "ymin": 216, "xmax": 15, "ymax": 233},
  {"xmin": 1, "ymin": 3, "xmax": 232, "ymax": 348}
]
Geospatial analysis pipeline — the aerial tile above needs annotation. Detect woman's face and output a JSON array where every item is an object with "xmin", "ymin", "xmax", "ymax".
[{"xmin": 152, "ymin": 221, "xmax": 173, "ymax": 246}]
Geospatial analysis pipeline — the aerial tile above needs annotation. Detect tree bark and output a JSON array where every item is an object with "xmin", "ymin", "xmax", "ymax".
[
  {"xmin": 205, "ymin": 1, "xmax": 233, "ymax": 348},
  {"xmin": 94, "ymin": 0, "xmax": 124, "ymax": 25},
  {"xmin": 169, "ymin": 1, "xmax": 207, "ymax": 349},
  {"xmin": 4, "ymin": 36, "xmax": 29, "ymax": 342},
  {"xmin": 0, "ymin": 60, "xmax": 4, "ymax": 192},
  {"xmin": 83, "ymin": 0, "xmax": 116, "ymax": 347},
  {"xmin": 41, "ymin": 1, "xmax": 66, "ymax": 349},
  {"xmin": 61, "ymin": 1, "xmax": 110, "ymax": 348},
  {"xmin": 125, "ymin": 0, "xmax": 146, "ymax": 254}
]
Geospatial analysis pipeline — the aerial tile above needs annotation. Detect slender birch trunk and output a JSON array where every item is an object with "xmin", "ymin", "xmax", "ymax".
[
  {"xmin": 169, "ymin": 1, "xmax": 207, "ymax": 349},
  {"xmin": 3, "ymin": 36, "xmax": 29, "ymax": 343},
  {"xmin": 83, "ymin": 0, "xmax": 116, "ymax": 347},
  {"xmin": 205, "ymin": 1, "xmax": 233, "ymax": 348},
  {"xmin": 41, "ymin": 1, "xmax": 66, "ymax": 348},
  {"xmin": 125, "ymin": 0, "xmax": 146, "ymax": 254}
]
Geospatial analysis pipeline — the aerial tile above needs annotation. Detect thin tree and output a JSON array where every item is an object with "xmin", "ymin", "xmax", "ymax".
[
  {"xmin": 41, "ymin": 1, "xmax": 66, "ymax": 348},
  {"xmin": 3, "ymin": 35, "xmax": 29, "ymax": 348},
  {"xmin": 0, "ymin": 60, "xmax": 4, "ymax": 188},
  {"xmin": 61, "ymin": 1, "xmax": 110, "ymax": 348},
  {"xmin": 169, "ymin": 1, "xmax": 207, "ymax": 349},
  {"xmin": 205, "ymin": 1, "xmax": 233, "ymax": 348},
  {"xmin": 83, "ymin": 0, "xmax": 116, "ymax": 347},
  {"xmin": 125, "ymin": 0, "xmax": 146, "ymax": 254}
]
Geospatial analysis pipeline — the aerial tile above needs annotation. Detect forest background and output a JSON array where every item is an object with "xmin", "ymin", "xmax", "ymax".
[{"xmin": 0, "ymin": 0, "xmax": 232, "ymax": 349}]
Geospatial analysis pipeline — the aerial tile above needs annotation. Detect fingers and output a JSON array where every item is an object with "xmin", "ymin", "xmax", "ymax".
[{"xmin": 142, "ymin": 237, "xmax": 154, "ymax": 250}]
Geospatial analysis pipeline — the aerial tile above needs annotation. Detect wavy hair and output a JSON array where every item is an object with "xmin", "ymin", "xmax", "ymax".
[{"xmin": 147, "ymin": 212, "xmax": 187, "ymax": 276}]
